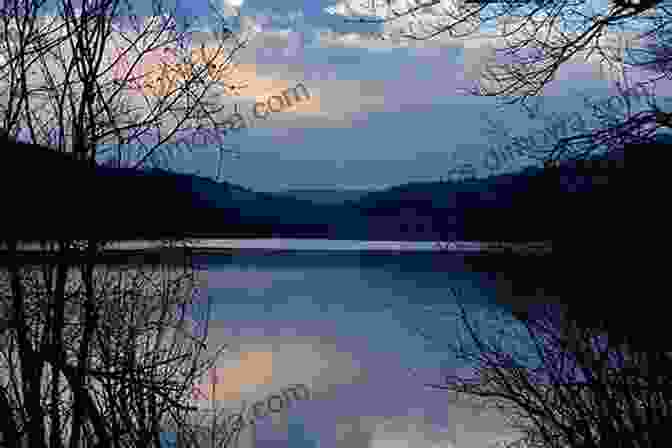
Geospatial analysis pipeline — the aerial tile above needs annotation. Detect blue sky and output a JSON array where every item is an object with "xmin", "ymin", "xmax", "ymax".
[{"xmin": 32, "ymin": 0, "xmax": 667, "ymax": 192}]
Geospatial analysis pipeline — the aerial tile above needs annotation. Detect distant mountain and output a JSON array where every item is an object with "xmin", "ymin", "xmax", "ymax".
[
  {"xmin": 274, "ymin": 188, "xmax": 375, "ymax": 205},
  {"xmin": 342, "ymin": 165, "xmax": 550, "ymax": 241},
  {"xmin": 342, "ymin": 144, "xmax": 627, "ymax": 242},
  {"xmin": 1, "ymin": 139, "xmax": 336, "ymax": 241},
  {"xmin": 2, "ymin": 133, "xmax": 633, "ymax": 243}
]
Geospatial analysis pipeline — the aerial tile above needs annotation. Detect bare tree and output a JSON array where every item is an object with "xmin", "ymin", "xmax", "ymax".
[
  {"xmin": 342, "ymin": 0, "xmax": 662, "ymax": 97},
  {"xmin": 474, "ymin": 82, "xmax": 641, "ymax": 170},
  {"xmin": 419, "ymin": 287, "xmax": 671, "ymax": 448},
  {"xmin": 0, "ymin": 243, "xmax": 247, "ymax": 448},
  {"xmin": 0, "ymin": 0, "xmax": 248, "ymax": 173}
]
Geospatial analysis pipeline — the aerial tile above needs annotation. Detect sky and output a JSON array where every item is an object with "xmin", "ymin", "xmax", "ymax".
[
  {"xmin": 30, "ymin": 0, "xmax": 659, "ymax": 192},
  {"xmin": 4, "ymin": 0, "xmax": 667, "ymax": 191}
]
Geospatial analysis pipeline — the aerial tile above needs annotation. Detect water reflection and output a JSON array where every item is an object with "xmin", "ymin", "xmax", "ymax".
[{"xmin": 2, "ymin": 243, "xmax": 556, "ymax": 448}]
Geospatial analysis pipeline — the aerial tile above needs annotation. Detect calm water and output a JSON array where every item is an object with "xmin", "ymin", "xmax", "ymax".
[
  {"xmin": 12, "ymin": 238, "xmax": 549, "ymax": 253},
  {"xmin": 3, "ymin": 240, "xmax": 549, "ymax": 448},
  {"xmin": 165, "ymin": 248, "xmax": 546, "ymax": 448}
]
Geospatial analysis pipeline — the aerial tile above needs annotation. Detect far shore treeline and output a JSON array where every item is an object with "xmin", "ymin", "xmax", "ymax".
[{"xmin": 2, "ymin": 131, "xmax": 630, "ymax": 246}]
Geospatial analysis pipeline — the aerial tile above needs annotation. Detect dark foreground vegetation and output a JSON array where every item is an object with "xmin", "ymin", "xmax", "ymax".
[{"xmin": 421, "ymin": 141, "xmax": 669, "ymax": 448}]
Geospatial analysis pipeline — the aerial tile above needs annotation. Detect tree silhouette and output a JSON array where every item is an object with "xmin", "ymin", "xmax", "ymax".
[
  {"xmin": 0, "ymin": 0, "xmax": 256, "ymax": 446},
  {"xmin": 421, "ymin": 287, "xmax": 671, "ymax": 448},
  {"xmin": 346, "ymin": 0, "xmax": 670, "ymax": 165}
]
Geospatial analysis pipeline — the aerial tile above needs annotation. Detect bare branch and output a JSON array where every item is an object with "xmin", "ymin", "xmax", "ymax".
[{"xmin": 423, "ymin": 290, "xmax": 670, "ymax": 447}]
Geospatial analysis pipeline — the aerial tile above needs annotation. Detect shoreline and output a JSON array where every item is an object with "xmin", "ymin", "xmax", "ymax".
[
  {"xmin": 1, "ymin": 239, "xmax": 552, "ymax": 251},
  {"xmin": 0, "ymin": 240, "xmax": 552, "ymax": 266},
  {"xmin": 0, "ymin": 239, "xmax": 552, "ymax": 268}
]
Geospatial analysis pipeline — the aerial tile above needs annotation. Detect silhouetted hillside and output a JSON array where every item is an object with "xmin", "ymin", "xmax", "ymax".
[
  {"xmin": 1, "ymin": 138, "xmax": 337, "ymax": 241},
  {"xmin": 2, "ymin": 134, "xmax": 632, "ymax": 244},
  {"xmin": 275, "ymin": 188, "xmax": 374, "ymax": 205},
  {"xmin": 346, "ymin": 165, "xmax": 555, "ymax": 241},
  {"xmin": 344, "ymin": 143, "xmax": 628, "ymax": 243}
]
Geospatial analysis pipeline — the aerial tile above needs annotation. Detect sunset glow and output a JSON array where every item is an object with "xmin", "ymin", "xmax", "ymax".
[{"xmin": 192, "ymin": 351, "xmax": 274, "ymax": 402}]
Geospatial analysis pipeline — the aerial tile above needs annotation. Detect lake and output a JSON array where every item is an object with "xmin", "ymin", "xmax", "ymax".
[
  {"xmin": 2, "ymin": 239, "xmax": 556, "ymax": 448},
  {"xmin": 156, "ymin": 240, "xmax": 554, "ymax": 448}
]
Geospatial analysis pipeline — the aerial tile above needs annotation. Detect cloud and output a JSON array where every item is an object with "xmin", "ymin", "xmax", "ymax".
[
  {"xmin": 192, "ymin": 350, "xmax": 275, "ymax": 402},
  {"xmin": 370, "ymin": 416, "xmax": 458, "ymax": 448},
  {"xmin": 318, "ymin": 0, "xmax": 638, "ymax": 88},
  {"xmin": 223, "ymin": 0, "xmax": 244, "ymax": 10},
  {"xmin": 323, "ymin": 0, "xmax": 478, "ymax": 41},
  {"xmin": 324, "ymin": 0, "xmax": 415, "ymax": 19},
  {"xmin": 185, "ymin": 332, "xmax": 368, "ymax": 420},
  {"xmin": 333, "ymin": 415, "xmax": 457, "ymax": 448},
  {"xmin": 1, "ymin": 11, "xmax": 329, "ymax": 150},
  {"xmin": 323, "ymin": 2, "xmax": 354, "ymax": 17},
  {"xmin": 338, "ymin": 401, "xmax": 527, "ymax": 448}
]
